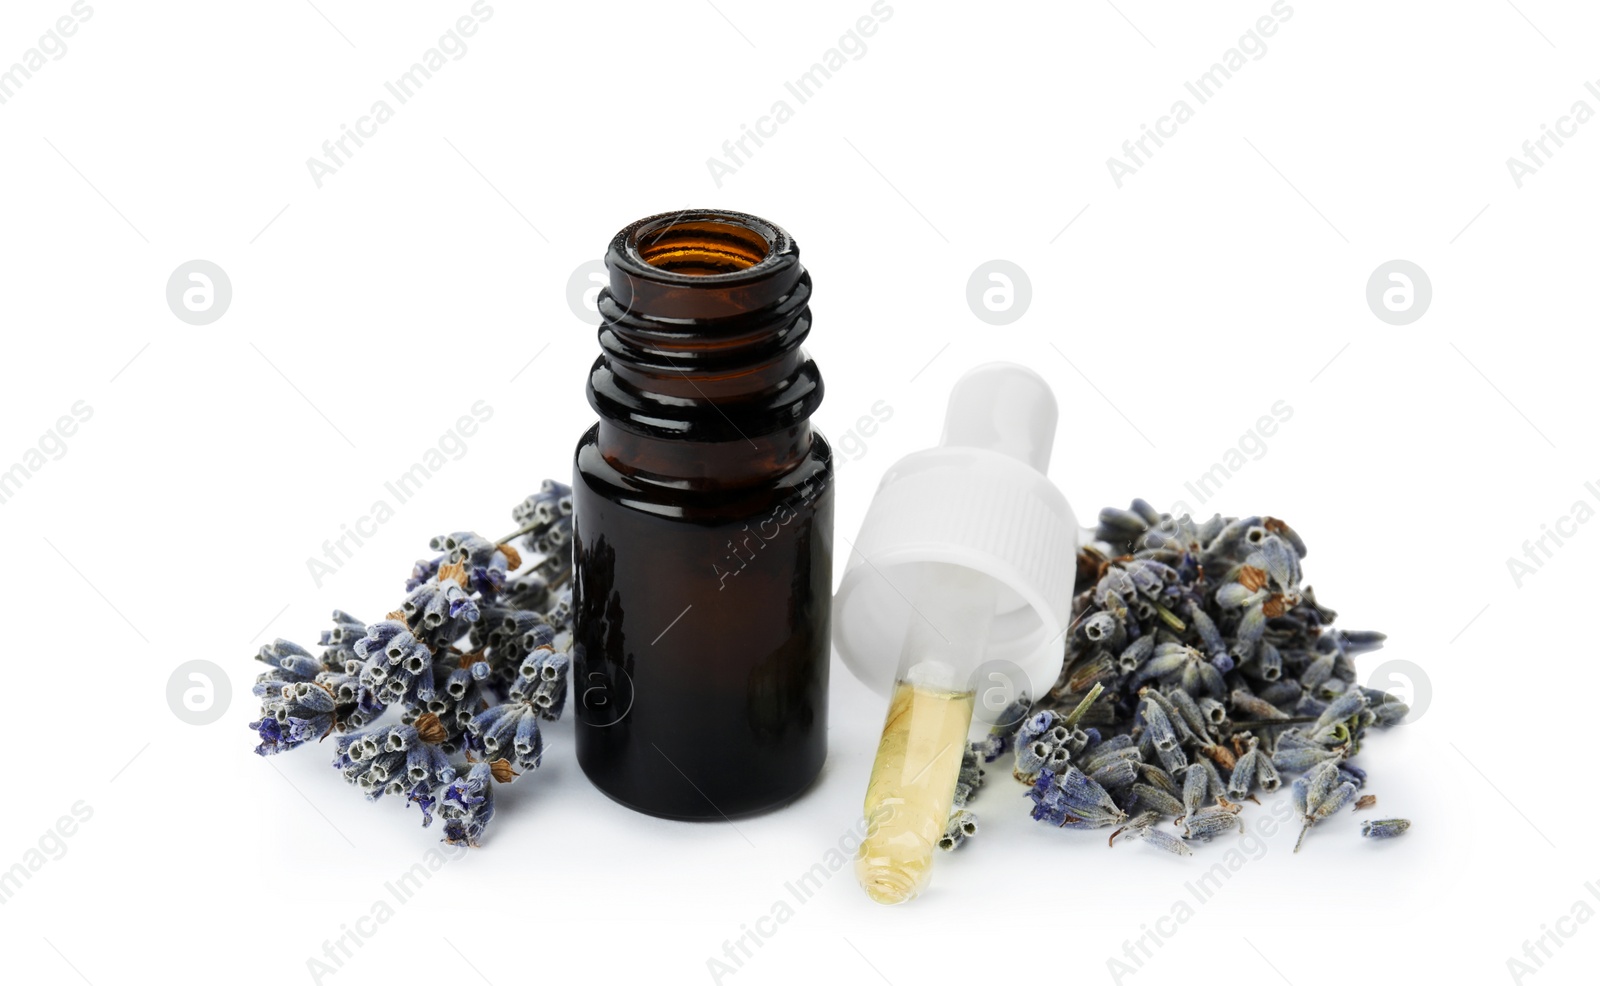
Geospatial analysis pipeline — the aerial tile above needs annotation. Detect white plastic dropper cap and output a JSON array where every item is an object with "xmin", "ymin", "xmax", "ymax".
[{"xmin": 833, "ymin": 362, "xmax": 1079, "ymax": 703}]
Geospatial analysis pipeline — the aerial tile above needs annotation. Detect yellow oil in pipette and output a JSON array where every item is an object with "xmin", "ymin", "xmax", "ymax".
[
  {"xmin": 854, "ymin": 562, "xmax": 996, "ymax": 905},
  {"xmin": 856, "ymin": 680, "xmax": 975, "ymax": 904}
]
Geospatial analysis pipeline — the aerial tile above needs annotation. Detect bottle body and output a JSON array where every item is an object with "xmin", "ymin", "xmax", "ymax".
[{"xmin": 572, "ymin": 211, "xmax": 833, "ymax": 819}]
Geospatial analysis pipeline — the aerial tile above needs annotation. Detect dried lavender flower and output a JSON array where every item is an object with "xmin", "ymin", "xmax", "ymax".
[
  {"xmin": 440, "ymin": 761, "xmax": 496, "ymax": 847},
  {"xmin": 1294, "ymin": 760, "xmax": 1358, "ymax": 852},
  {"xmin": 1005, "ymin": 498, "xmax": 1407, "ymax": 860},
  {"xmin": 250, "ymin": 484, "xmax": 576, "ymax": 848},
  {"xmin": 1088, "ymin": 755, "xmax": 1139, "ymax": 790},
  {"xmin": 1134, "ymin": 823, "xmax": 1193, "ymax": 856},
  {"xmin": 1180, "ymin": 762, "xmax": 1208, "ymax": 817},
  {"xmin": 1029, "ymin": 768, "xmax": 1126, "ymax": 829},
  {"xmin": 979, "ymin": 693, "xmax": 1033, "ymax": 762},
  {"xmin": 938, "ymin": 810, "xmax": 978, "ymax": 851},
  {"xmin": 953, "ymin": 743, "xmax": 985, "ymax": 810},
  {"xmin": 1128, "ymin": 782, "xmax": 1185, "ymax": 817},
  {"xmin": 1227, "ymin": 741, "xmax": 1262, "ymax": 800},
  {"xmin": 1360, "ymin": 818, "xmax": 1411, "ymax": 840},
  {"xmin": 1182, "ymin": 803, "xmax": 1244, "ymax": 840}
]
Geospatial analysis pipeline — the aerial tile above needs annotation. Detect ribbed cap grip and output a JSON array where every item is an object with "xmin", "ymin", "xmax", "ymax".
[{"xmin": 833, "ymin": 364, "xmax": 1079, "ymax": 699}]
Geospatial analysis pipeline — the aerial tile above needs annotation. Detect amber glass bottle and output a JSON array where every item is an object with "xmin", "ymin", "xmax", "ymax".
[{"xmin": 572, "ymin": 210, "xmax": 833, "ymax": 819}]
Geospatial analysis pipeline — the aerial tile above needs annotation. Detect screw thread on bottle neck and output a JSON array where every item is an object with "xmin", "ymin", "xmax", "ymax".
[{"xmin": 587, "ymin": 210, "xmax": 823, "ymax": 486}]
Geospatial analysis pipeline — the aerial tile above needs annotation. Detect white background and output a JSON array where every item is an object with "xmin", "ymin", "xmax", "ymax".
[{"xmin": 1, "ymin": 2, "xmax": 1595, "ymax": 984}]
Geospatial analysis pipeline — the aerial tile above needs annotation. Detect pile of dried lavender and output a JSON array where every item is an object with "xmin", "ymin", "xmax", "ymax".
[
  {"xmin": 942, "ymin": 500, "xmax": 1411, "ymax": 855},
  {"xmin": 249, "ymin": 481, "xmax": 575, "ymax": 847}
]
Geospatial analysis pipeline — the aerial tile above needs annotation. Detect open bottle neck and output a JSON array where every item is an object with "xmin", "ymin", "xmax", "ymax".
[{"xmin": 585, "ymin": 210, "xmax": 824, "ymax": 487}]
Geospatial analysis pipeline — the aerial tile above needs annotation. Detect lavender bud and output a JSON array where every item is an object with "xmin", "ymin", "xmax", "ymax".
[
  {"xmin": 1015, "ymin": 740, "xmax": 1052, "ymax": 778},
  {"xmin": 1136, "ymin": 825, "xmax": 1193, "ymax": 856},
  {"xmin": 1163, "ymin": 687, "xmax": 1211, "ymax": 739},
  {"xmin": 1256, "ymin": 755, "xmax": 1281, "ymax": 793},
  {"xmin": 1137, "ymin": 762, "xmax": 1181, "ymax": 797},
  {"xmin": 1257, "ymin": 678, "xmax": 1302, "ymax": 707},
  {"xmin": 1130, "ymin": 783, "xmax": 1184, "ymax": 818},
  {"xmin": 1181, "ymin": 763, "xmax": 1208, "ymax": 817},
  {"xmin": 1117, "ymin": 634, "xmax": 1155, "ymax": 673},
  {"xmin": 937, "ymin": 810, "xmax": 979, "ymax": 851},
  {"xmin": 1183, "ymin": 804, "xmax": 1243, "ymax": 840},
  {"xmin": 1227, "ymin": 747, "xmax": 1261, "ymax": 799},
  {"xmin": 1083, "ymin": 612, "xmax": 1120, "ymax": 644},
  {"xmin": 1360, "ymin": 818, "xmax": 1410, "ymax": 840},
  {"xmin": 1088, "ymin": 756, "xmax": 1139, "ymax": 790},
  {"xmin": 1140, "ymin": 696, "xmax": 1180, "ymax": 753}
]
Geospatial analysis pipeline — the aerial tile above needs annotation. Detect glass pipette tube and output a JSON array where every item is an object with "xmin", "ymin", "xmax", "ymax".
[{"xmin": 856, "ymin": 563, "xmax": 996, "ymax": 904}]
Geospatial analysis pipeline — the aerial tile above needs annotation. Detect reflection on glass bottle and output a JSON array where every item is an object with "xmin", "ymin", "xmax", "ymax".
[{"xmin": 572, "ymin": 211, "xmax": 833, "ymax": 819}]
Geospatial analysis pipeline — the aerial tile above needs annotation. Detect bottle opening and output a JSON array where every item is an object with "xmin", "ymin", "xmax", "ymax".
[{"xmin": 635, "ymin": 219, "xmax": 770, "ymax": 276}]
